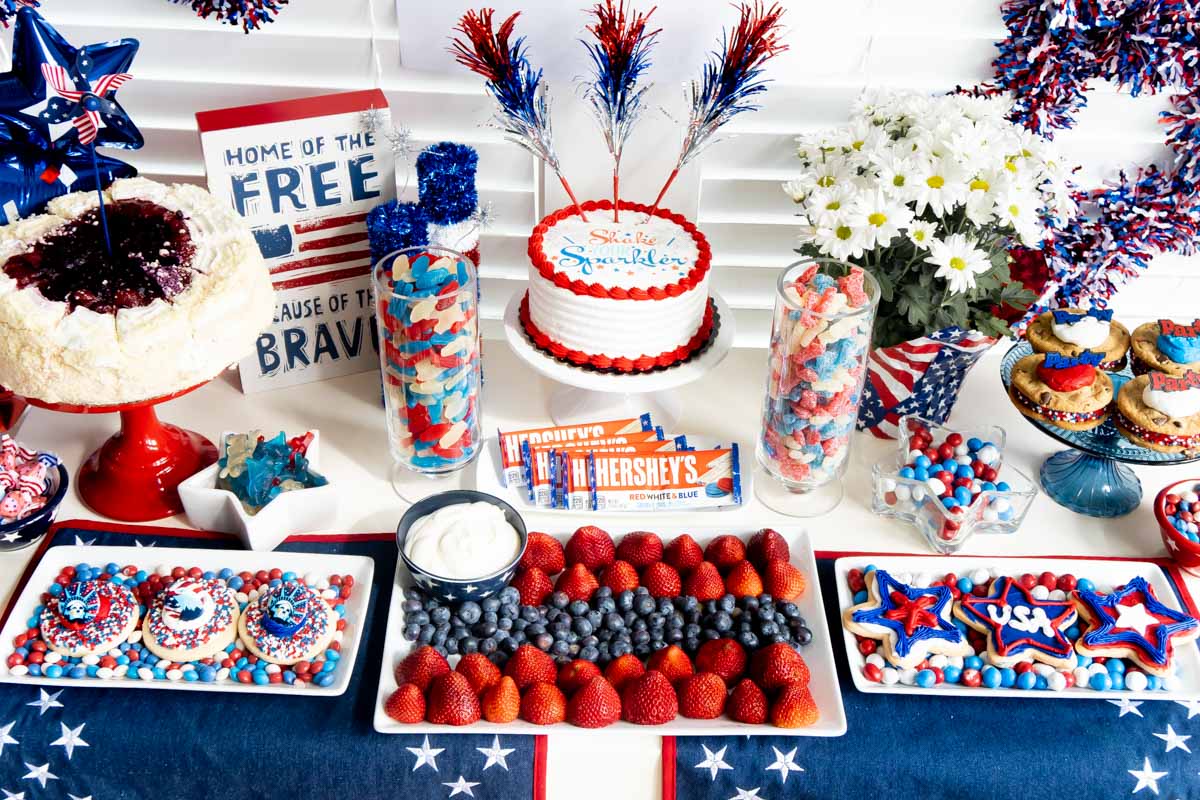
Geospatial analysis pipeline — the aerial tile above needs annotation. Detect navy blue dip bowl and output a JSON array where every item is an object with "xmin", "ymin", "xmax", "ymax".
[
  {"xmin": 0, "ymin": 463, "xmax": 69, "ymax": 552},
  {"xmin": 396, "ymin": 490, "xmax": 527, "ymax": 603}
]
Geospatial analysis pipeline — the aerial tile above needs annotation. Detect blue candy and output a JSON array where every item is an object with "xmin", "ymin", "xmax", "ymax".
[
  {"xmin": 915, "ymin": 669, "xmax": 937, "ymax": 688},
  {"xmin": 965, "ymin": 656, "xmax": 983, "ymax": 671},
  {"xmin": 999, "ymin": 668, "xmax": 1017, "ymax": 688},
  {"xmin": 943, "ymin": 665, "xmax": 962, "ymax": 684},
  {"xmin": 1089, "ymin": 672, "xmax": 1111, "ymax": 691},
  {"xmin": 982, "ymin": 666, "xmax": 1002, "ymax": 688},
  {"xmin": 1016, "ymin": 672, "xmax": 1036, "ymax": 690}
]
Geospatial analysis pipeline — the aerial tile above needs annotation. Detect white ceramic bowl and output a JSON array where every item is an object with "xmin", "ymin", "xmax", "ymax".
[{"xmin": 178, "ymin": 430, "xmax": 337, "ymax": 550}]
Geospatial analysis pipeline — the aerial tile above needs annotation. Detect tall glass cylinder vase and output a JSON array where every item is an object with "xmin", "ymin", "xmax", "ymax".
[
  {"xmin": 374, "ymin": 246, "xmax": 482, "ymax": 491},
  {"xmin": 755, "ymin": 259, "xmax": 880, "ymax": 516}
]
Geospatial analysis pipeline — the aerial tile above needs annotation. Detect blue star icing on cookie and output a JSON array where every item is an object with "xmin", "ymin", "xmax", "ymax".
[
  {"xmin": 956, "ymin": 577, "xmax": 1077, "ymax": 662},
  {"xmin": 849, "ymin": 569, "xmax": 965, "ymax": 660},
  {"xmin": 1075, "ymin": 576, "xmax": 1199, "ymax": 669},
  {"xmin": 1157, "ymin": 318, "xmax": 1200, "ymax": 364}
]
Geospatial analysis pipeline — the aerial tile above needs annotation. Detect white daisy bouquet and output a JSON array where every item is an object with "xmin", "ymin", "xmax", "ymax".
[{"xmin": 784, "ymin": 90, "xmax": 1078, "ymax": 349}]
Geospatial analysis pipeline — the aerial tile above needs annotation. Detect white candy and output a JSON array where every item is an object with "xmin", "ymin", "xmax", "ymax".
[
  {"xmin": 907, "ymin": 449, "xmax": 923, "ymax": 462},
  {"xmin": 994, "ymin": 499, "xmax": 1012, "ymax": 513},
  {"xmin": 1163, "ymin": 674, "xmax": 1183, "ymax": 691},
  {"xmin": 235, "ymin": 592, "xmax": 249, "ymax": 604},
  {"xmin": 322, "ymin": 588, "xmax": 339, "ymax": 600},
  {"xmin": 96, "ymin": 666, "xmax": 114, "ymax": 680},
  {"xmin": 1183, "ymin": 490, "xmax": 1199, "ymax": 504},
  {"xmin": 881, "ymin": 667, "xmax": 900, "ymax": 685},
  {"xmin": 247, "ymin": 588, "xmax": 260, "ymax": 601},
  {"xmin": 43, "ymin": 651, "xmax": 61, "ymax": 664},
  {"xmin": 1048, "ymin": 589, "xmax": 1067, "ymax": 601},
  {"xmin": 1073, "ymin": 667, "xmax": 1091, "ymax": 686},
  {"xmin": 157, "ymin": 660, "xmax": 174, "ymax": 671},
  {"xmin": 926, "ymin": 478, "xmax": 947, "ymax": 497},
  {"xmin": 982, "ymin": 508, "xmax": 999, "ymax": 522},
  {"xmin": 1088, "ymin": 663, "xmax": 1108, "ymax": 677},
  {"xmin": 266, "ymin": 663, "xmax": 282, "ymax": 674},
  {"xmin": 166, "ymin": 669, "xmax": 183, "ymax": 681},
  {"xmin": 316, "ymin": 579, "xmax": 331, "ymax": 591},
  {"xmin": 128, "ymin": 630, "xmax": 142, "ymax": 644},
  {"xmin": 9, "ymin": 665, "xmax": 28, "ymax": 676},
  {"xmin": 899, "ymin": 668, "xmax": 918, "ymax": 686},
  {"xmin": 894, "ymin": 572, "xmax": 913, "ymax": 585},
  {"xmin": 1033, "ymin": 663, "xmax": 1056, "ymax": 677},
  {"xmin": 216, "ymin": 667, "xmax": 231, "ymax": 681},
  {"xmin": 108, "ymin": 648, "xmax": 122, "ymax": 658},
  {"xmin": 928, "ymin": 654, "xmax": 948, "ymax": 668},
  {"xmin": 865, "ymin": 653, "xmax": 886, "ymax": 669},
  {"xmin": 948, "ymin": 656, "xmax": 964, "ymax": 669},
  {"xmin": 912, "ymin": 572, "xmax": 932, "ymax": 588},
  {"xmin": 82, "ymin": 654, "xmax": 100, "ymax": 666},
  {"xmin": 157, "ymin": 565, "xmax": 172, "ymax": 577},
  {"xmin": 1124, "ymin": 671, "xmax": 1149, "ymax": 692},
  {"xmin": 977, "ymin": 444, "xmax": 1000, "ymax": 465},
  {"xmin": 304, "ymin": 572, "xmax": 321, "ymax": 586},
  {"xmin": 115, "ymin": 664, "xmax": 128, "ymax": 677},
  {"xmin": 1031, "ymin": 585, "xmax": 1050, "ymax": 600},
  {"xmin": 911, "ymin": 487, "xmax": 926, "ymax": 503},
  {"xmin": 1047, "ymin": 672, "xmax": 1068, "ymax": 691},
  {"xmin": 955, "ymin": 454, "xmax": 972, "ymax": 465},
  {"xmin": 970, "ymin": 569, "xmax": 990, "ymax": 585},
  {"xmin": 881, "ymin": 478, "xmax": 897, "ymax": 493},
  {"xmin": 332, "ymin": 630, "xmax": 345, "ymax": 644},
  {"xmin": 955, "ymin": 444, "xmax": 970, "ymax": 456},
  {"xmin": 895, "ymin": 485, "xmax": 912, "ymax": 502},
  {"xmin": 138, "ymin": 667, "xmax": 155, "ymax": 681}
]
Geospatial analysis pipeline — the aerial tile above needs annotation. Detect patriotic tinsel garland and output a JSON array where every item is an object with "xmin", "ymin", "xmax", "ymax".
[{"xmin": 983, "ymin": 0, "xmax": 1200, "ymax": 330}]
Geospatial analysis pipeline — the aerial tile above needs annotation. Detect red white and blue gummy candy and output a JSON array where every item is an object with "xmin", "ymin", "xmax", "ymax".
[
  {"xmin": 3, "ymin": 200, "xmax": 195, "ymax": 314},
  {"xmin": 217, "ymin": 431, "xmax": 327, "ymax": 513},
  {"xmin": 895, "ymin": 428, "xmax": 1009, "ymax": 513},
  {"xmin": 1164, "ymin": 485, "xmax": 1200, "ymax": 543},
  {"xmin": 7, "ymin": 562, "xmax": 352, "ymax": 687},
  {"xmin": 847, "ymin": 565, "xmax": 1178, "ymax": 693}
]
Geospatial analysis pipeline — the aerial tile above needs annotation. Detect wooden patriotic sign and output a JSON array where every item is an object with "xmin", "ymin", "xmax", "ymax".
[{"xmin": 197, "ymin": 89, "xmax": 395, "ymax": 392}]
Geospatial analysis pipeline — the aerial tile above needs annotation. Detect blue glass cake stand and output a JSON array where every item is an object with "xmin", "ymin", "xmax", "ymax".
[{"xmin": 1000, "ymin": 341, "xmax": 1200, "ymax": 518}]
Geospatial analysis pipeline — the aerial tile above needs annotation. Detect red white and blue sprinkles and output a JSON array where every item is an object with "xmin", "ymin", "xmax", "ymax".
[
  {"xmin": 7, "ymin": 561, "xmax": 353, "ymax": 688},
  {"xmin": 144, "ymin": 577, "xmax": 237, "ymax": 653},
  {"xmin": 39, "ymin": 580, "xmax": 137, "ymax": 655}
]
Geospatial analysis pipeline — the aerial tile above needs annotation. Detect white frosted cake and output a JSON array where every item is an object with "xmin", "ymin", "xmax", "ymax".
[
  {"xmin": 0, "ymin": 177, "xmax": 275, "ymax": 405},
  {"xmin": 521, "ymin": 200, "xmax": 713, "ymax": 372}
]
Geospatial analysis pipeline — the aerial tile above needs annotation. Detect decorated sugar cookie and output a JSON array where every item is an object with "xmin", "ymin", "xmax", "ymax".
[
  {"xmin": 1073, "ymin": 576, "xmax": 1200, "ymax": 677},
  {"xmin": 1027, "ymin": 308, "xmax": 1130, "ymax": 371},
  {"xmin": 1131, "ymin": 320, "xmax": 1200, "ymax": 377},
  {"xmin": 954, "ymin": 577, "xmax": 1078, "ymax": 669},
  {"xmin": 142, "ymin": 577, "xmax": 240, "ymax": 661},
  {"xmin": 1008, "ymin": 351, "xmax": 1112, "ymax": 431},
  {"xmin": 1113, "ymin": 371, "xmax": 1200, "ymax": 454},
  {"xmin": 39, "ymin": 580, "xmax": 139, "ymax": 658},
  {"xmin": 238, "ymin": 581, "xmax": 337, "ymax": 666},
  {"xmin": 843, "ymin": 569, "xmax": 973, "ymax": 670}
]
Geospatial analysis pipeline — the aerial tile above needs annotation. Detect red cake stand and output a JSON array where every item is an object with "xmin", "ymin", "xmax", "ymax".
[{"xmin": 24, "ymin": 381, "xmax": 217, "ymax": 522}]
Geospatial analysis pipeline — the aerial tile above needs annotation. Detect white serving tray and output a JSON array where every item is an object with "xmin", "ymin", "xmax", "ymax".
[
  {"xmin": 474, "ymin": 438, "xmax": 751, "ymax": 517},
  {"xmin": 834, "ymin": 554, "xmax": 1200, "ymax": 701},
  {"xmin": 375, "ymin": 528, "xmax": 846, "ymax": 736},
  {"xmin": 0, "ymin": 545, "xmax": 374, "ymax": 697}
]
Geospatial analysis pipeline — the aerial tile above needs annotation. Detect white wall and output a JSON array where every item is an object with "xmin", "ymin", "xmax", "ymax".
[{"xmin": 11, "ymin": 0, "xmax": 1195, "ymax": 345}]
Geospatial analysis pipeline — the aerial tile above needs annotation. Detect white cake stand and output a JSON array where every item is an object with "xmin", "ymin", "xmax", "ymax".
[{"xmin": 502, "ymin": 292, "xmax": 737, "ymax": 430}]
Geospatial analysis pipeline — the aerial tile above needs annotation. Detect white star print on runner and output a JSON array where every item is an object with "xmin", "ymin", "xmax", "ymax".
[
  {"xmin": 73, "ymin": 536, "xmax": 95, "ymax": 546},
  {"xmin": 1109, "ymin": 698, "xmax": 1144, "ymax": 718},
  {"xmin": 26, "ymin": 689, "xmax": 63, "ymax": 716},
  {"xmin": 0, "ymin": 722, "xmax": 17, "ymax": 756},
  {"xmin": 408, "ymin": 735, "xmax": 445, "ymax": 772},
  {"xmin": 695, "ymin": 744, "xmax": 734, "ymax": 781},
  {"xmin": 50, "ymin": 722, "xmax": 89, "ymax": 759},
  {"xmin": 1176, "ymin": 699, "xmax": 1200, "ymax": 719},
  {"xmin": 133, "ymin": 540, "xmax": 155, "ymax": 548},
  {"xmin": 68, "ymin": 794, "xmax": 93, "ymax": 800},
  {"xmin": 1152, "ymin": 725, "xmax": 1191, "ymax": 754},
  {"xmin": 1, "ymin": 789, "xmax": 24, "ymax": 800},
  {"xmin": 443, "ymin": 776, "xmax": 480, "ymax": 797},
  {"xmin": 728, "ymin": 788, "xmax": 764, "ymax": 800},
  {"xmin": 21, "ymin": 763, "xmax": 56, "ymax": 789},
  {"xmin": 477, "ymin": 735, "xmax": 515, "ymax": 771},
  {"xmin": 1128, "ymin": 757, "xmax": 1168, "ymax": 795},
  {"xmin": 764, "ymin": 746, "xmax": 804, "ymax": 784}
]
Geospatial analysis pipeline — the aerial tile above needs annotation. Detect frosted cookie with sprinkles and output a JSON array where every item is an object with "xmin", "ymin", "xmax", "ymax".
[
  {"xmin": 238, "ymin": 581, "xmax": 337, "ymax": 665},
  {"xmin": 142, "ymin": 576, "xmax": 240, "ymax": 661},
  {"xmin": 1026, "ymin": 308, "xmax": 1129, "ymax": 370},
  {"xmin": 39, "ymin": 580, "xmax": 139, "ymax": 658},
  {"xmin": 1008, "ymin": 351, "xmax": 1112, "ymax": 431}
]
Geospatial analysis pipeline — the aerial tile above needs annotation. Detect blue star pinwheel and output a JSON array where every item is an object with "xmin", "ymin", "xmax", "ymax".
[
  {"xmin": 955, "ymin": 577, "xmax": 1077, "ymax": 667},
  {"xmin": 1075, "ymin": 576, "xmax": 1200, "ymax": 675}
]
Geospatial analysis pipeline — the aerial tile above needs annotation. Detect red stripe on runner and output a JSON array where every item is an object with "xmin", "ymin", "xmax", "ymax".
[
  {"xmin": 293, "ymin": 212, "xmax": 368, "ymax": 234},
  {"xmin": 661, "ymin": 736, "xmax": 676, "ymax": 800},
  {"xmin": 271, "ymin": 249, "xmax": 371, "ymax": 275},
  {"xmin": 299, "ymin": 231, "xmax": 369, "ymax": 251},
  {"xmin": 533, "ymin": 736, "xmax": 548, "ymax": 800}
]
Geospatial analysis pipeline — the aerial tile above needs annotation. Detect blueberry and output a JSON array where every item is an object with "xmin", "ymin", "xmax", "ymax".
[
  {"xmin": 635, "ymin": 586, "xmax": 650, "ymax": 596},
  {"xmin": 528, "ymin": 623, "xmax": 546, "ymax": 636},
  {"xmin": 632, "ymin": 618, "xmax": 648, "ymax": 633},
  {"xmin": 771, "ymin": 633, "xmax": 788, "ymax": 644},
  {"xmin": 461, "ymin": 637, "xmax": 478, "ymax": 653},
  {"xmin": 410, "ymin": 611, "xmax": 430, "ymax": 626},
  {"xmin": 493, "ymin": 628, "xmax": 509, "ymax": 642},
  {"xmin": 586, "ymin": 609, "xmax": 603, "ymax": 628},
  {"xmin": 684, "ymin": 637, "xmax": 700, "ymax": 653},
  {"xmin": 432, "ymin": 629, "xmax": 447, "ymax": 647},
  {"xmin": 605, "ymin": 612, "xmax": 624, "ymax": 631},
  {"xmin": 635, "ymin": 596, "xmax": 655, "ymax": 615},
  {"xmin": 679, "ymin": 596, "xmax": 699, "ymax": 613},
  {"xmin": 580, "ymin": 645, "xmax": 600, "ymax": 662},
  {"xmin": 611, "ymin": 641, "xmax": 632, "ymax": 657},
  {"xmin": 719, "ymin": 595, "xmax": 735, "ymax": 612},
  {"xmin": 758, "ymin": 621, "xmax": 779, "ymax": 637},
  {"xmin": 500, "ymin": 587, "xmax": 521, "ymax": 605},
  {"xmin": 573, "ymin": 618, "xmax": 594, "ymax": 636},
  {"xmin": 500, "ymin": 604, "xmax": 518, "ymax": 619},
  {"xmin": 624, "ymin": 611, "xmax": 638, "ymax": 626},
  {"xmin": 509, "ymin": 632, "xmax": 525, "ymax": 646},
  {"xmin": 781, "ymin": 602, "xmax": 800, "ymax": 618},
  {"xmin": 656, "ymin": 597, "xmax": 672, "ymax": 615},
  {"xmin": 633, "ymin": 644, "xmax": 651, "ymax": 658},
  {"xmin": 633, "ymin": 630, "xmax": 650, "ymax": 646},
  {"xmin": 479, "ymin": 637, "xmax": 498, "ymax": 655},
  {"xmin": 581, "ymin": 634, "xmax": 598, "ymax": 648},
  {"xmin": 703, "ymin": 600, "xmax": 718, "ymax": 615},
  {"xmin": 452, "ymin": 625, "xmax": 468, "ymax": 640},
  {"xmin": 551, "ymin": 592, "xmax": 570, "ymax": 609},
  {"xmin": 403, "ymin": 599, "xmax": 423, "ymax": 613},
  {"xmin": 648, "ymin": 612, "xmax": 663, "ymax": 628},
  {"xmin": 570, "ymin": 600, "xmax": 589, "ymax": 616},
  {"xmin": 403, "ymin": 623, "xmax": 420, "ymax": 641},
  {"xmin": 759, "ymin": 593, "xmax": 773, "ymax": 605},
  {"xmin": 521, "ymin": 606, "xmax": 541, "ymax": 622},
  {"xmin": 503, "ymin": 637, "xmax": 521, "ymax": 653},
  {"xmin": 445, "ymin": 639, "xmax": 459, "ymax": 655},
  {"xmin": 473, "ymin": 622, "xmax": 498, "ymax": 638},
  {"xmin": 617, "ymin": 591, "xmax": 635, "ymax": 611},
  {"xmin": 482, "ymin": 597, "xmax": 501, "ymax": 613},
  {"xmin": 795, "ymin": 626, "xmax": 813, "ymax": 646},
  {"xmin": 430, "ymin": 606, "xmax": 451, "ymax": 625},
  {"xmin": 458, "ymin": 601, "xmax": 482, "ymax": 624},
  {"xmin": 550, "ymin": 621, "xmax": 570, "ymax": 637},
  {"xmin": 498, "ymin": 617, "xmax": 513, "ymax": 631},
  {"xmin": 757, "ymin": 606, "xmax": 775, "ymax": 622},
  {"xmin": 773, "ymin": 612, "xmax": 787, "ymax": 626},
  {"xmin": 566, "ymin": 633, "xmax": 580, "ymax": 645},
  {"xmin": 551, "ymin": 640, "xmax": 570, "ymax": 656},
  {"xmin": 666, "ymin": 629, "xmax": 684, "ymax": 643},
  {"xmin": 535, "ymin": 633, "xmax": 554, "ymax": 650},
  {"xmin": 404, "ymin": 588, "xmax": 423, "ymax": 601},
  {"xmin": 738, "ymin": 631, "xmax": 759, "ymax": 649},
  {"xmin": 513, "ymin": 619, "xmax": 528, "ymax": 632},
  {"xmin": 595, "ymin": 586, "xmax": 612, "ymax": 597},
  {"xmin": 432, "ymin": 644, "xmax": 448, "ymax": 657},
  {"xmin": 702, "ymin": 629, "xmax": 721, "ymax": 641},
  {"xmin": 483, "ymin": 611, "xmax": 499, "ymax": 625},
  {"xmin": 595, "ymin": 596, "xmax": 616, "ymax": 614}
]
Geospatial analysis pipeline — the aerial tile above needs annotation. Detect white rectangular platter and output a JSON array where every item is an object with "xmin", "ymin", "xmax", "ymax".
[
  {"xmin": 834, "ymin": 554, "xmax": 1200, "ymax": 701},
  {"xmin": 0, "ymin": 545, "xmax": 374, "ymax": 697},
  {"xmin": 375, "ymin": 527, "xmax": 846, "ymax": 736},
  {"xmin": 474, "ymin": 438, "xmax": 750, "ymax": 516}
]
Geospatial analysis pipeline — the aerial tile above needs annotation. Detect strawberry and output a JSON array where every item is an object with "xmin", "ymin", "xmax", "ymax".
[
  {"xmin": 567, "ymin": 675, "xmax": 622, "ymax": 728},
  {"xmin": 600, "ymin": 560, "xmax": 640, "ymax": 594},
  {"xmin": 750, "ymin": 643, "xmax": 811, "ymax": 690},
  {"xmin": 512, "ymin": 566, "xmax": 554, "ymax": 606},
  {"xmin": 520, "ymin": 681, "xmax": 567, "ymax": 725},
  {"xmin": 621, "ymin": 670, "xmax": 678, "ymax": 725},
  {"xmin": 664, "ymin": 534, "xmax": 704, "ymax": 572},
  {"xmin": 641, "ymin": 562, "xmax": 682, "ymax": 598},
  {"xmin": 456, "ymin": 652, "xmax": 501, "ymax": 694},
  {"xmin": 764, "ymin": 560, "xmax": 807, "ymax": 601},
  {"xmin": 384, "ymin": 682, "xmax": 425, "ymax": 723},
  {"xmin": 683, "ymin": 561, "xmax": 725, "ymax": 601},
  {"xmin": 727, "ymin": 678, "xmax": 768, "ymax": 724},
  {"xmin": 746, "ymin": 528, "xmax": 790, "ymax": 571},
  {"xmin": 505, "ymin": 644, "xmax": 558, "ymax": 689},
  {"xmin": 678, "ymin": 672, "xmax": 727, "ymax": 719},
  {"xmin": 646, "ymin": 644, "xmax": 694, "ymax": 686},
  {"xmin": 520, "ymin": 531, "xmax": 566, "ymax": 574},
  {"xmin": 555, "ymin": 562, "xmax": 600, "ymax": 602},
  {"xmin": 616, "ymin": 531, "xmax": 663, "ymax": 569},
  {"xmin": 481, "ymin": 675, "xmax": 521, "ymax": 723},
  {"xmin": 771, "ymin": 682, "xmax": 820, "ymax": 728},
  {"xmin": 695, "ymin": 638, "xmax": 746, "ymax": 682},
  {"xmin": 704, "ymin": 535, "xmax": 746, "ymax": 573},
  {"xmin": 557, "ymin": 659, "xmax": 602, "ymax": 695},
  {"xmin": 426, "ymin": 672, "xmax": 481, "ymax": 726},
  {"xmin": 565, "ymin": 525, "xmax": 615, "ymax": 570},
  {"xmin": 724, "ymin": 560, "xmax": 764, "ymax": 598},
  {"xmin": 395, "ymin": 645, "xmax": 450, "ymax": 691},
  {"xmin": 604, "ymin": 653, "xmax": 646, "ymax": 692}
]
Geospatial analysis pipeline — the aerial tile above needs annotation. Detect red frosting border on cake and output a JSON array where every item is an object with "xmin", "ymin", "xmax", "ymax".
[
  {"xmin": 527, "ymin": 199, "xmax": 712, "ymax": 301},
  {"xmin": 519, "ymin": 293, "xmax": 714, "ymax": 373}
]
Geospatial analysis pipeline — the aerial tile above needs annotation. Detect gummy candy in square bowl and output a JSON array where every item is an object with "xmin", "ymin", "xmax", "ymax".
[{"xmin": 870, "ymin": 416, "xmax": 1037, "ymax": 553}]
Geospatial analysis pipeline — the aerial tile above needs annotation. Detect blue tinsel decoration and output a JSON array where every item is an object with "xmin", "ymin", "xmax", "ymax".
[
  {"xmin": 417, "ymin": 142, "xmax": 478, "ymax": 226},
  {"xmin": 366, "ymin": 200, "xmax": 428, "ymax": 266},
  {"xmin": 172, "ymin": 0, "xmax": 287, "ymax": 33}
]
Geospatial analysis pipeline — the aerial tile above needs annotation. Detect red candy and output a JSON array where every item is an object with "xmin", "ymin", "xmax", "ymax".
[
  {"xmin": 946, "ymin": 433, "xmax": 964, "ymax": 447},
  {"xmin": 1018, "ymin": 573, "xmax": 1038, "ymax": 590},
  {"xmin": 1056, "ymin": 574, "xmax": 1077, "ymax": 592},
  {"xmin": 1038, "ymin": 571, "xmax": 1057, "ymax": 590},
  {"xmin": 961, "ymin": 669, "xmax": 982, "ymax": 687},
  {"xmin": 857, "ymin": 639, "xmax": 877, "ymax": 656},
  {"xmin": 864, "ymin": 663, "xmax": 883, "ymax": 682}
]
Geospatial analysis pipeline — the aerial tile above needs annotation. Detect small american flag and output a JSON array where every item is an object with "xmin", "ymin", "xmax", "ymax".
[
  {"xmin": 856, "ymin": 327, "xmax": 995, "ymax": 439},
  {"xmin": 252, "ymin": 212, "xmax": 373, "ymax": 289}
]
